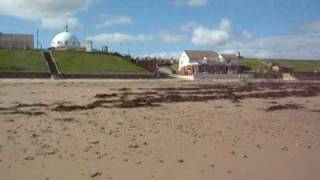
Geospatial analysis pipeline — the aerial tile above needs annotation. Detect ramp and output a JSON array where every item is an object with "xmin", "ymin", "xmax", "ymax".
[{"xmin": 282, "ymin": 73, "xmax": 297, "ymax": 81}]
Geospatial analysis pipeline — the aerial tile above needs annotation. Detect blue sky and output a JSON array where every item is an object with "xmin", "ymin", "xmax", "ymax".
[{"xmin": 1, "ymin": 0, "xmax": 320, "ymax": 59}]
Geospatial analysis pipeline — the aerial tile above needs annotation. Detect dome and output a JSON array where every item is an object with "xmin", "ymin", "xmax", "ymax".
[{"xmin": 51, "ymin": 28, "xmax": 80, "ymax": 49}]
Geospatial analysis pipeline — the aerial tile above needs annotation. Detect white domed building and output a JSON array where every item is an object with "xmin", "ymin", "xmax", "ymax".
[{"xmin": 50, "ymin": 26, "xmax": 81, "ymax": 49}]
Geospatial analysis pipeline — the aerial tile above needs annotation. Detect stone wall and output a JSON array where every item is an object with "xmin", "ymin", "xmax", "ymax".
[
  {"xmin": 133, "ymin": 60, "xmax": 158, "ymax": 73},
  {"xmin": 0, "ymin": 72, "xmax": 51, "ymax": 79},
  {"xmin": 56, "ymin": 73, "xmax": 154, "ymax": 79},
  {"xmin": 194, "ymin": 73, "xmax": 255, "ymax": 80},
  {"xmin": 292, "ymin": 72, "xmax": 320, "ymax": 81}
]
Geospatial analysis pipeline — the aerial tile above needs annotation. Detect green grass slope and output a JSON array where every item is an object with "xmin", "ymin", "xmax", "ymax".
[
  {"xmin": 240, "ymin": 58, "xmax": 320, "ymax": 72},
  {"xmin": 240, "ymin": 58, "xmax": 269, "ymax": 72},
  {"xmin": 53, "ymin": 51, "xmax": 147, "ymax": 73},
  {"xmin": 0, "ymin": 49, "xmax": 48, "ymax": 72},
  {"xmin": 267, "ymin": 59, "xmax": 320, "ymax": 72}
]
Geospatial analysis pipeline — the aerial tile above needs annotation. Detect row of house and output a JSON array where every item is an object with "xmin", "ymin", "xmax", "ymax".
[{"xmin": 179, "ymin": 50, "xmax": 240, "ymax": 75}]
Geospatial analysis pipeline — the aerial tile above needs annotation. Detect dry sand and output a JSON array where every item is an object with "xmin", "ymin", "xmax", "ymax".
[{"xmin": 0, "ymin": 79, "xmax": 319, "ymax": 180}]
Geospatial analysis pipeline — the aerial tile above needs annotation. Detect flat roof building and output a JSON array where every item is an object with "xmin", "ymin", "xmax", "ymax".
[{"xmin": 0, "ymin": 33, "xmax": 34, "ymax": 49}]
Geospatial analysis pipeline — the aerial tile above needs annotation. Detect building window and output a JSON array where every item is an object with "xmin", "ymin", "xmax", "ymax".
[{"xmin": 65, "ymin": 41, "xmax": 68, "ymax": 45}]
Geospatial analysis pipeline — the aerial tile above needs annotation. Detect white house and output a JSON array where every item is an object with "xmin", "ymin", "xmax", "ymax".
[
  {"xmin": 178, "ymin": 50, "xmax": 240, "ymax": 74},
  {"xmin": 178, "ymin": 50, "xmax": 223, "ymax": 71}
]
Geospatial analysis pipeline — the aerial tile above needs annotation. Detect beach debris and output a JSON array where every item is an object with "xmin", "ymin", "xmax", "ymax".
[
  {"xmin": 54, "ymin": 118, "xmax": 75, "ymax": 122},
  {"xmin": 31, "ymin": 133, "xmax": 39, "ymax": 138},
  {"xmin": 90, "ymin": 140, "xmax": 100, "ymax": 145},
  {"xmin": 90, "ymin": 171, "xmax": 102, "ymax": 178},
  {"xmin": 42, "ymin": 82, "xmax": 320, "ymax": 111},
  {"xmin": 135, "ymin": 160, "xmax": 142, "ymax": 164},
  {"xmin": 128, "ymin": 143, "xmax": 140, "ymax": 149},
  {"xmin": 241, "ymin": 154, "xmax": 248, "ymax": 158},
  {"xmin": 95, "ymin": 93, "xmax": 117, "ymax": 99},
  {"xmin": 25, "ymin": 156, "xmax": 35, "ymax": 161},
  {"xmin": 281, "ymin": 145, "xmax": 289, "ymax": 151},
  {"xmin": 266, "ymin": 104, "xmax": 302, "ymax": 112},
  {"xmin": 45, "ymin": 149, "xmax": 57, "ymax": 155},
  {"xmin": 4, "ymin": 119, "xmax": 15, "ymax": 123},
  {"xmin": 306, "ymin": 145, "xmax": 312, "ymax": 149}
]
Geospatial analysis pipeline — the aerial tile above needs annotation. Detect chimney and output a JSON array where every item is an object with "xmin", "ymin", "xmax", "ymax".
[{"xmin": 238, "ymin": 52, "xmax": 241, "ymax": 58}]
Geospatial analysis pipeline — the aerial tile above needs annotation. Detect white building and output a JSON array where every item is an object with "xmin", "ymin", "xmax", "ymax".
[
  {"xmin": 178, "ymin": 50, "xmax": 240, "ymax": 74},
  {"xmin": 84, "ymin": 40, "xmax": 93, "ymax": 52},
  {"xmin": 101, "ymin": 46, "xmax": 108, "ymax": 53},
  {"xmin": 51, "ymin": 26, "xmax": 81, "ymax": 49},
  {"xmin": 178, "ymin": 50, "xmax": 223, "ymax": 71}
]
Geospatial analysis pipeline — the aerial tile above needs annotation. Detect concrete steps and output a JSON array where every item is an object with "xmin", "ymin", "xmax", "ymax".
[{"xmin": 42, "ymin": 51, "xmax": 60, "ymax": 78}]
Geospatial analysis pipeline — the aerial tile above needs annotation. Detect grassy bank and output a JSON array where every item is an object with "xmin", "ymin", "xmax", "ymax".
[
  {"xmin": 240, "ymin": 58, "xmax": 269, "ymax": 72},
  {"xmin": 53, "ymin": 51, "xmax": 147, "ymax": 73},
  {"xmin": 240, "ymin": 58, "xmax": 320, "ymax": 72},
  {"xmin": 267, "ymin": 59, "xmax": 320, "ymax": 72},
  {"xmin": 0, "ymin": 49, "xmax": 48, "ymax": 72}
]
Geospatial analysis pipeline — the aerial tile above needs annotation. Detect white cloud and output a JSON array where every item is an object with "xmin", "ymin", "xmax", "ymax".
[
  {"xmin": 191, "ymin": 18, "xmax": 251, "ymax": 47},
  {"xmin": 87, "ymin": 33, "xmax": 153, "ymax": 43},
  {"xmin": 224, "ymin": 33, "xmax": 320, "ymax": 60},
  {"xmin": 188, "ymin": 18, "xmax": 320, "ymax": 60},
  {"xmin": 97, "ymin": 15, "xmax": 133, "ymax": 28},
  {"xmin": 303, "ymin": 20, "xmax": 320, "ymax": 32},
  {"xmin": 241, "ymin": 30, "xmax": 254, "ymax": 40},
  {"xmin": 158, "ymin": 32, "xmax": 186, "ymax": 43},
  {"xmin": 219, "ymin": 18, "xmax": 232, "ymax": 32},
  {"xmin": 88, "ymin": 31, "xmax": 187, "ymax": 44},
  {"xmin": 139, "ymin": 51, "xmax": 182, "ymax": 59},
  {"xmin": 192, "ymin": 27, "xmax": 230, "ymax": 46},
  {"xmin": 139, "ymin": 32, "xmax": 320, "ymax": 60},
  {"xmin": 180, "ymin": 22, "xmax": 201, "ymax": 31},
  {"xmin": 185, "ymin": 0, "xmax": 208, "ymax": 7},
  {"xmin": 40, "ymin": 17, "xmax": 82, "ymax": 31},
  {"xmin": 0, "ymin": 0, "xmax": 96, "ymax": 19},
  {"xmin": 174, "ymin": 0, "xmax": 208, "ymax": 7}
]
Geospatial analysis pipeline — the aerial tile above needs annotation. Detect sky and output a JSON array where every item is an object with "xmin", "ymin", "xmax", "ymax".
[{"xmin": 0, "ymin": 0, "xmax": 320, "ymax": 59}]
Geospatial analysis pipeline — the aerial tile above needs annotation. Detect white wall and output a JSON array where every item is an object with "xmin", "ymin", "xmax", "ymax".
[
  {"xmin": 179, "ymin": 52, "xmax": 190, "ymax": 71},
  {"xmin": 218, "ymin": 54, "xmax": 224, "ymax": 63}
]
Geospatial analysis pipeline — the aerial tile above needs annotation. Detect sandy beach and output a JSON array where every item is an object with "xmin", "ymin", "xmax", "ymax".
[{"xmin": 0, "ymin": 79, "xmax": 319, "ymax": 180}]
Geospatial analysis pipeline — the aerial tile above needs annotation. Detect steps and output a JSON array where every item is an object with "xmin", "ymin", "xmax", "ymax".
[
  {"xmin": 43, "ymin": 51, "xmax": 60, "ymax": 78},
  {"xmin": 282, "ymin": 73, "xmax": 297, "ymax": 81}
]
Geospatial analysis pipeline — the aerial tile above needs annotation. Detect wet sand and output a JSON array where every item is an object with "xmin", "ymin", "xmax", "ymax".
[{"xmin": 0, "ymin": 79, "xmax": 319, "ymax": 180}]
